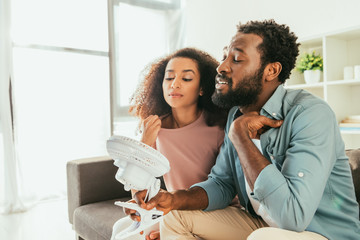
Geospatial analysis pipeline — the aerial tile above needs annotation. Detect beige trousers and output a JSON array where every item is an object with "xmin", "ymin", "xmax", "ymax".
[{"xmin": 160, "ymin": 206, "xmax": 327, "ymax": 240}]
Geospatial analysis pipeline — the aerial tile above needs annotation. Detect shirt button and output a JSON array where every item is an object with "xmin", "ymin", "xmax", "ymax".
[
  {"xmin": 298, "ymin": 172, "xmax": 304, "ymax": 177},
  {"xmin": 272, "ymin": 113, "xmax": 277, "ymax": 116}
]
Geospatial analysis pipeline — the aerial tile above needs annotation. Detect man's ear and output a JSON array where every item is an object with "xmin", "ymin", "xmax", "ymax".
[{"xmin": 265, "ymin": 62, "xmax": 282, "ymax": 82}]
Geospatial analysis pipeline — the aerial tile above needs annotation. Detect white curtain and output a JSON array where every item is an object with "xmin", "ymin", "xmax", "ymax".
[
  {"xmin": 0, "ymin": 0, "xmax": 111, "ymax": 214},
  {"xmin": 0, "ymin": 0, "xmax": 24, "ymax": 214}
]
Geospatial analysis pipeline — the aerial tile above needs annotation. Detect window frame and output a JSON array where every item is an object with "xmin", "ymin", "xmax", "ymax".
[{"xmin": 107, "ymin": 0, "xmax": 183, "ymax": 133}]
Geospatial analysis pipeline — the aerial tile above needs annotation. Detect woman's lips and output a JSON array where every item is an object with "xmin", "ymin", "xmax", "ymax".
[{"xmin": 169, "ymin": 93, "xmax": 183, "ymax": 98}]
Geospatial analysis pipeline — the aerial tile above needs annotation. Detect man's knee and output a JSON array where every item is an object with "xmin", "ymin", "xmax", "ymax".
[
  {"xmin": 161, "ymin": 210, "xmax": 200, "ymax": 238},
  {"xmin": 247, "ymin": 227, "xmax": 274, "ymax": 240},
  {"xmin": 161, "ymin": 210, "xmax": 184, "ymax": 229}
]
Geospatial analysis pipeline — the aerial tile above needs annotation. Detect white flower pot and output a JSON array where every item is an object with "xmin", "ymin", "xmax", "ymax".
[{"xmin": 304, "ymin": 70, "xmax": 321, "ymax": 84}]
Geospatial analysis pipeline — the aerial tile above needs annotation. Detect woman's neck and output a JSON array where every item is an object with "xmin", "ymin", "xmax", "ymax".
[{"xmin": 171, "ymin": 107, "xmax": 202, "ymax": 129}]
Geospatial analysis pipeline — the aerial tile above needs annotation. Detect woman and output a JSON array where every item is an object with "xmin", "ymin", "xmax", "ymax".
[{"xmin": 111, "ymin": 47, "xmax": 228, "ymax": 240}]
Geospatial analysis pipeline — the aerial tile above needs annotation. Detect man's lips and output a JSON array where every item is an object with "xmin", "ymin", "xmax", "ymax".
[
  {"xmin": 215, "ymin": 75, "xmax": 231, "ymax": 90},
  {"xmin": 216, "ymin": 74, "xmax": 230, "ymax": 85},
  {"xmin": 216, "ymin": 80, "xmax": 229, "ymax": 85}
]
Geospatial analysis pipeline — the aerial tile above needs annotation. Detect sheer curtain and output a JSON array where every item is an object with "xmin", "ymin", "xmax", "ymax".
[
  {"xmin": 0, "ymin": 0, "xmax": 22, "ymax": 214},
  {"xmin": 1, "ymin": 0, "xmax": 111, "ymax": 214}
]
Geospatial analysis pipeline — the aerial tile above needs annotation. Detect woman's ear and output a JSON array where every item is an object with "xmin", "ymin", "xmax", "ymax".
[
  {"xmin": 199, "ymin": 88, "xmax": 203, "ymax": 96},
  {"xmin": 265, "ymin": 62, "xmax": 282, "ymax": 82}
]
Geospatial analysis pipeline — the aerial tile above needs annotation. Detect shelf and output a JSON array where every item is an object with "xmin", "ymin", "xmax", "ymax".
[
  {"xmin": 288, "ymin": 26, "xmax": 360, "ymax": 149},
  {"xmin": 285, "ymin": 79, "xmax": 360, "ymax": 90},
  {"xmin": 326, "ymin": 79, "xmax": 360, "ymax": 86},
  {"xmin": 340, "ymin": 130, "xmax": 360, "ymax": 135},
  {"xmin": 285, "ymin": 82, "xmax": 324, "ymax": 89}
]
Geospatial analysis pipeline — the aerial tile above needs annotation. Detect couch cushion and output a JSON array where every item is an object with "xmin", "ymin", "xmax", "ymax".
[
  {"xmin": 74, "ymin": 198, "xmax": 130, "ymax": 240},
  {"xmin": 346, "ymin": 148, "xmax": 360, "ymax": 205}
]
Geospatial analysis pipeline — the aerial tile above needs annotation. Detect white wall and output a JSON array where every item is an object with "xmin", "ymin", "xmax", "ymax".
[{"xmin": 184, "ymin": 0, "xmax": 360, "ymax": 59}]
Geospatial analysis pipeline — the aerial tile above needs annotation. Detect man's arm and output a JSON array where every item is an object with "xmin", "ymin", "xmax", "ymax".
[{"xmin": 228, "ymin": 111, "xmax": 283, "ymax": 190}]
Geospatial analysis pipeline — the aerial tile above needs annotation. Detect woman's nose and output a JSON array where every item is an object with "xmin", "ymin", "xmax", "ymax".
[{"xmin": 171, "ymin": 77, "xmax": 181, "ymax": 89}]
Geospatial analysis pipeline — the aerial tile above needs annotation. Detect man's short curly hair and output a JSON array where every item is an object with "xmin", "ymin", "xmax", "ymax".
[{"xmin": 237, "ymin": 19, "xmax": 300, "ymax": 83}]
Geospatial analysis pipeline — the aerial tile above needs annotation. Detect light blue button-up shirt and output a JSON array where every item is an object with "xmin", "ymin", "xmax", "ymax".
[{"xmin": 193, "ymin": 85, "xmax": 360, "ymax": 239}]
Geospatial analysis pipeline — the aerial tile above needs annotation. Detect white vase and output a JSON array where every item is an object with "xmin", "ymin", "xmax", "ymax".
[{"xmin": 304, "ymin": 70, "xmax": 321, "ymax": 84}]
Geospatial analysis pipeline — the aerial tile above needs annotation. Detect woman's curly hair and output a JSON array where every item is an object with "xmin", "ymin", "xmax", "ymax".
[
  {"xmin": 237, "ymin": 19, "xmax": 300, "ymax": 83},
  {"xmin": 129, "ymin": 47, "xmax": 227, "ymax": 128}
]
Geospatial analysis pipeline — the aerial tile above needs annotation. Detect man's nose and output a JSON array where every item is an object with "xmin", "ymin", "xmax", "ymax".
[{"xmin": 217, "ymin": 59, "xmax": 230, "ymax": 74}]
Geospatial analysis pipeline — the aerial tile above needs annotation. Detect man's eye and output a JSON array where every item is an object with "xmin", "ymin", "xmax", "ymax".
[{"xmin": 233, "ymin": 58, "xmax": 243, "ymax": 63}]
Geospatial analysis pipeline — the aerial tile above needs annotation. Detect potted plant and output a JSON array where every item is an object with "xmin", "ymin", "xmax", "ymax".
[{"xmin": 296, "ymin": 51, "xmax": 323, "ymax": 84}]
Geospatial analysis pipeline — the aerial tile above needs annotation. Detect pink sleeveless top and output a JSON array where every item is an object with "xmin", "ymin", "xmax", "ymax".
[{"xmin": 155, "ymin": 112, "xmax": 224, "ymax": 192}]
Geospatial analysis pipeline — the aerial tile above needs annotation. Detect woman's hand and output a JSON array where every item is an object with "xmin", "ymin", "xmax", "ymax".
[{"xmin": 141, "ymin": 115, "xmax": 162, "ymax": 147}]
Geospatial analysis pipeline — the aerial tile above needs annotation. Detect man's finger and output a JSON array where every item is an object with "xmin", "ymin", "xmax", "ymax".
[
  {"xmin": 130, "ymin": 213, "xmax": 141, "ymax": 222},
  {"xmin": 261, "ymin": 117, "xmax": 283, "ymax": 128},
  {"xmin": 134, "ymin": 190, "xmax": 147, "ymax": 206},
  {"xmin": 149, "ymin": 231, "xmax": 160, "ymax": 239}
]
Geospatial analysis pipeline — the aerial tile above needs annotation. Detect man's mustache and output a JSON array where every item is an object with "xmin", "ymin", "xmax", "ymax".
[{"xmin": 216, "ymin": 73, "xmax": 232, "ymax": 85}]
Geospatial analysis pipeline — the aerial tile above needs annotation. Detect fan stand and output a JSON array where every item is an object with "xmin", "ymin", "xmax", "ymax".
[{"xmin": 107, "ymin": 135, "xmax": 170, "ymax": 240}]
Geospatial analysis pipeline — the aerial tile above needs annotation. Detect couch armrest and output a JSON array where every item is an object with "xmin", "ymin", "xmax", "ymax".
[
  {"xmin": 346, "ymin": 148, "xmax": 360, "ymax": 205},
  {"xmin": 66, "ymin": 156, "xmax": 131, "ymax": 224}
]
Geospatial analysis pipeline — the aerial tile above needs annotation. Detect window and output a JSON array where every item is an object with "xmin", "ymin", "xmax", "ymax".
[{"xmin": 109, "ymin": 0, "xmax": 185, "ymax": 138}]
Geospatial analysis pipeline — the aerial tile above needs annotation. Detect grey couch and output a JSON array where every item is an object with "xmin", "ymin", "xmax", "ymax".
[{"xmin": 67, "ymin": 149, "xmax": 360, "ymax": 240}]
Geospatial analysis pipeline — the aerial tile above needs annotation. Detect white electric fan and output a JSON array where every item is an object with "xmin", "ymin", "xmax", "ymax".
[{"xmin": 106, "ymin": 135, "xmax": 170, "ymax": 240}]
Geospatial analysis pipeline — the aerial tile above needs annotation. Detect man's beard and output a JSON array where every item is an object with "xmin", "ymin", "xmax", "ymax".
[{"xmin": 212, "ymin": 67, "xmax": 264, "ymax": 109}]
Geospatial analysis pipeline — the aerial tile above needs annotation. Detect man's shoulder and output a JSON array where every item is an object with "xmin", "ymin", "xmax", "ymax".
[{"xmin": 284, "ymin": 88, "xmax": 329, "ymax": 111}]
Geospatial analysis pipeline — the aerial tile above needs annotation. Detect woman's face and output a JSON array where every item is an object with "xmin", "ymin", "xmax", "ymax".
[{"xmin": 162, "ymin": 57, "xmax": 202, "ymax": 109}]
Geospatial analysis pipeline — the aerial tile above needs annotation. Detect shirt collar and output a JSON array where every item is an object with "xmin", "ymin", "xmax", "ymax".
[
  {"xmin": 231, "ymin": 84, "xmax": 286, "ymax": 121},
  {"xmin": 260, "ymin": 84, "xmax": 286, "ymax": 120}
]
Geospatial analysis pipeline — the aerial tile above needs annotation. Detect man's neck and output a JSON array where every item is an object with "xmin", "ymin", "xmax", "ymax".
[{"xmin": 240, "ymin": 83, "xmax": 281, "ymax": 114}]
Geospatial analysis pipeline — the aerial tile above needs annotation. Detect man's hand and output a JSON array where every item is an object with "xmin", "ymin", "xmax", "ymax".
[
  {"xmin": 228, "ymin": 111, "xmax": 283, "ymax": 189},
  {"xmin": 141, "ymin": 115, "xmax": 161, "ymax": 147},
  {"xmin": 134, "ymin": 189, "xmax": 175, "ymax": 215},
  {"xmin": 146, "ymin": 231, "xmax": 160, "ymax": 240},
  {"xmin": 123, "ymin": 199, "xmax": 141, "ymax": 222},
  {"xmin": 229, "ymin": 111, "xmax": 283, "ymax": 141}
]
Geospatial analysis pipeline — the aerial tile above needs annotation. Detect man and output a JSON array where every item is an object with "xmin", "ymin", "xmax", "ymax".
[{"xmin": 134, "ymin": 19, "xmax": 360, "ymax": 239}]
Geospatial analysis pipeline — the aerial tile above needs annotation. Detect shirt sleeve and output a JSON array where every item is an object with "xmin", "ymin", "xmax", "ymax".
[{"xmin": 252, "ymin": 103, "xmax": 339, "ymax": 231}]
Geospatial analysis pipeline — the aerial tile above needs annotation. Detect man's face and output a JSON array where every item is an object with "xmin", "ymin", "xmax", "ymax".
[{"xmin": 212, "ymin": 32, "xmax": 265, "ymax": 109}]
